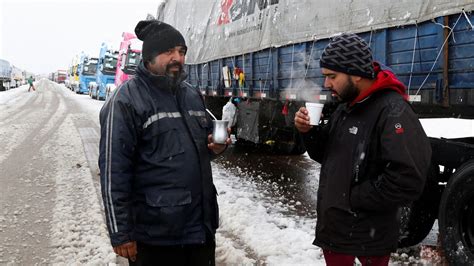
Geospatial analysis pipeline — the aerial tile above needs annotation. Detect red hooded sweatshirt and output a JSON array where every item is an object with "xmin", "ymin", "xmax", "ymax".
[{"xmin": 350, "ymin": 62, "xmax": 408, "ymax": 106}]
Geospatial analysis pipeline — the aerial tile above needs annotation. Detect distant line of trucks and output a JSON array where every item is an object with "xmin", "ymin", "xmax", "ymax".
[
  {"xmin": 0, "ymin": 59, "xmax": 34, "ymax": 91},
  {"xmin": 61, "ymin": 32, "xmax": 142, "ymax": 101},
  {"xmin": 49, "ymin": 70, "xmax": 67, "ymax": 84}
]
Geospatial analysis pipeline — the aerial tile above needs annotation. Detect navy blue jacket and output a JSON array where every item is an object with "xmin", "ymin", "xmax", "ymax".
[{"xmin": 99, "ymin": 62, "xmax": 218, "ymax": 247}]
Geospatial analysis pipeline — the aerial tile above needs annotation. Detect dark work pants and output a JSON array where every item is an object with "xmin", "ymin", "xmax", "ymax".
[
  {"xmin": 323, "ymin": 249, "xmax": 390, "ymax": 266},
  {"xmin": 129, "ymin": 240, "xmax": 216, "ymax": 266}
]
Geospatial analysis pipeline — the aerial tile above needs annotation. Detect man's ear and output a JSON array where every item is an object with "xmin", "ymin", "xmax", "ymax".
[{"xmin": 350, "ymin": 75, "xmax": 362, "ymax": 84}]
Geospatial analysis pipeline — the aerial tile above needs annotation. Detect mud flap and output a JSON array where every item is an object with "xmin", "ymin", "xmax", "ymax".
[{"xmin": 236, "ymin": 101, "xmax": 260, "ymax": 143}]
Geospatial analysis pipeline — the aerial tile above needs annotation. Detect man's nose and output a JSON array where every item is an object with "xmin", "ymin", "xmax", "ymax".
[{"xmin": 323, "ymin": 77, "xmax": 331, "ymax": 88}]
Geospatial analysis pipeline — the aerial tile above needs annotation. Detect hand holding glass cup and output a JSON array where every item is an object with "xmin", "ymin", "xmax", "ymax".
[
  {"xmin": 212, "ymin": 120, "xmax": 229, "ymax": 144},
  {"xmin": 207, "ymin": 120, "xmax": 231, "ymax": 154}
]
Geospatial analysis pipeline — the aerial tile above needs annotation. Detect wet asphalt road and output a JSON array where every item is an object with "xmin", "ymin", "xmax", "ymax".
[{"xmin": 215, "ymin": 144, "xmax": 320, "ymax": 218}]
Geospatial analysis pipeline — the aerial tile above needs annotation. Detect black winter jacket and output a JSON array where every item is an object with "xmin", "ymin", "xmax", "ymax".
[
  {"xmin": 302, "ymin": 89, "xmax": 431, "ymax": 256},
  {"xmin": 98, "ymin": 62, "xmax": 218, "ymax": 247}
]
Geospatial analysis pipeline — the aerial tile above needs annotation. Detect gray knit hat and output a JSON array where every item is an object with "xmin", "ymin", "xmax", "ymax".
[{"xmin": 320, "ymin": 33, "xmax": 375, "ymax": 79}]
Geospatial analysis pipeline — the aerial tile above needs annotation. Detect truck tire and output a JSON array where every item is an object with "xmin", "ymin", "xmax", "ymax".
[
  {"xmin": 439, "ymin": 160, "xmax": 474, "ymax": 265},
  {"xmin": 398, "ymin": 165, "xmax": 441, "ymax": 248}
]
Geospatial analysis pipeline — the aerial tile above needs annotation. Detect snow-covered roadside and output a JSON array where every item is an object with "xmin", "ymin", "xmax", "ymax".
[
  {"xmin": 43, "ymin": 114, "xmax": 115, "ymax": 263},
  {"xmin": 0, "ymin": 85, "xmax": 28, "ymax": 105},
  {"xmin": 60, "ymin": 85, "xmax": 104, "ymax": 126},
  {"xmin": 213, "ymin": 163, "xmax": 325, "ymax": 265}
]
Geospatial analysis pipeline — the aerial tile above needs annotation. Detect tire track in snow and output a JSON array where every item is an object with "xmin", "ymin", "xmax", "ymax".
[
  {"xmin": 0, "ymin": 85, "xmax": 44, "ymax": 127},
  {"xmin": 0, "ymin": 81, "xmax": 64, "ymax": 165},
  {"xmin": 0, "ymin": 81, "xmax": 70, "ymax": 264}
]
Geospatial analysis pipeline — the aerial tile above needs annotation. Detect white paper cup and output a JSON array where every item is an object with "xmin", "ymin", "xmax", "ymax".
[{"xmin": 305, "ymin": 102, "xmax": 324, "ymax": 125}]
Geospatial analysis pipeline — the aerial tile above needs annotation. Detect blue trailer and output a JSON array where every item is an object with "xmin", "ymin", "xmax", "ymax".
[
  {"xmin": 158, "ymin": 1, "xmax": 474, "ymax": 264},
  {"xmin": 90, "ymin": 43, "xmax": 118, "ymax": 100},
  {"xmin": 158, "ymin": 0, "xmax": 474, "ymax": 153},
  {"xmin": 76, "ymin": 55, "xmax": 98, "ymax": 95}
]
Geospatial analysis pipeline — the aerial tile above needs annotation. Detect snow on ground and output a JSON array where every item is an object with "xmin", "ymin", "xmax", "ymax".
[
  {"xmin": 420, "ymin": 118, "xmax": 474, "ymax": 138},
  {"xmin": 66, "ymin": 88, "xmax": 105, "ymax": 123},
  {"xmin": 213, "ymin": 163, "xmax": 324, "ymax": 265},
  {"xmin": 44, "ymin": 114, "xmax": 115, "ymax": 263},
  {"xmin": 0, "ymin": 82, "xmax": 114, "ymax": 264},
  {"xmin": 0, "ymin": 84, "xmax": 28, "ymax": 104},
  {"xmin": 0, "ymin": 89, "xmax": 36, "ymax": 164},
  {"xmin": 33, "ymin": 83, "xmax": 115, "ymax": 263}
]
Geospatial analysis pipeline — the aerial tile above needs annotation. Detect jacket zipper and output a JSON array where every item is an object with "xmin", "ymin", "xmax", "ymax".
[{"xmin": 354, "ymin": 164, "xmax": 360, "ymax": 183}]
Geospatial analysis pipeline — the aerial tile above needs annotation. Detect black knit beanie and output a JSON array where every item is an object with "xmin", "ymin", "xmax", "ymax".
[
  {"xmin": 134, "ymin": 20, "xmax": 187, "ymax": 63},
  {"xmin": 320, "ymin": 33, "xmax": 375, "ymax": 79}
]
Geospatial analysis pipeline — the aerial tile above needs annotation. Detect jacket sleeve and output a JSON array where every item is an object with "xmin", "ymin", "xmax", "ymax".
[
  {"xmin": 300, "ymin": 122, "xmax": 330, "ymax": 163},
  {"xmin": 98, "ymin": 91, "xmax": 138, "ymax": 247},
  {"xmin": 350, "ymin": 102, "xmax": 432, "ymax": 212}
]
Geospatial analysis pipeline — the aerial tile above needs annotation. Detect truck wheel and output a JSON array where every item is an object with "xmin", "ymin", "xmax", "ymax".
[
  {"xmin": 398, "ymin": 165, "xmax": 441, "ymax": 248},
  {"xmin": 439, "ymin": 160, "xmax": 474, "ymax": 264}
]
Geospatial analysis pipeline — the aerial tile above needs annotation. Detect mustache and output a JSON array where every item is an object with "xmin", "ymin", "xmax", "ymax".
[{"xmin": 166, "ymin": 61, "xmax": 183, "ymax": 71}]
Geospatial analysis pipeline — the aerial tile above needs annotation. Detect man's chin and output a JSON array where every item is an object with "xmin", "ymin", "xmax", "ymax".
[{"xmin": 167, "ymin": 70, "xmax": 181, "ymax": 79}]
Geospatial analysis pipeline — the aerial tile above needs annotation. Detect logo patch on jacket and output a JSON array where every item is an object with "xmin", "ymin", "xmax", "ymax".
[
  {"xmin": 395, "ymin": 123, "xmax": 404, "ymax": 134},
  {"xmin": 349, "ymin": 126, "xmax": 358, "ymax": 135}
]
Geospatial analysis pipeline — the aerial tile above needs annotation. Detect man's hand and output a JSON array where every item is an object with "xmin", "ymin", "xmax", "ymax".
[
  {"xmin": 113, "ymin": 241, "xmax": 137, "ymax": 262},
  {"xmin": 294, "ymin": 107, "xmax": 313, "ymax": 133},
  {"xmin": 208, "ymin": 128, "xmax": 232, "ymax": 154}
]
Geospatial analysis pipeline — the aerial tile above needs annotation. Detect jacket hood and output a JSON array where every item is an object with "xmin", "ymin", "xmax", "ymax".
[
  {"xmin": 350, "ymin": 62, "xmax": 407, "ymax": 106},
  {"xmin": 136, "ymin": 60, "xmax": 188, "ymax": 92}
]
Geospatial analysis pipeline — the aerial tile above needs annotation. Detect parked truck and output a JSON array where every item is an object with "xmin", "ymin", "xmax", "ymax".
[
  {"xmin": 0, "ymin": 59, "xmax": 12, "ymax": 91},
  {"xmin": 53, "ymin": 70, "xmax": 67, "ymax": 84},
  {"xmin": 157, "ymin": 0, "xmax": 474, "ymax": 264},
  {"xmin": 76, "ymin": 54, "xmax": 98, "ymax": 94},
  {"xmin": 90, "ymin": 43, "xmax": 118, "ymax": 100},
  {"xmin": 67, "ymin": 56, "xmax": 80, "ymax": 91},
  {"xmin": 10, "ymin": 66, "xmax": 23, "ymax": 88},
  {"xmin": 107, "ymin": 32, "xmax": 142, "ymax": 98}
]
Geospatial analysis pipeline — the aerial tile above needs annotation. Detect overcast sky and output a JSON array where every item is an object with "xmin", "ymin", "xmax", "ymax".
[{"xmin": 0, "ymin": 0, "xmax": 162, "ymax": 75}]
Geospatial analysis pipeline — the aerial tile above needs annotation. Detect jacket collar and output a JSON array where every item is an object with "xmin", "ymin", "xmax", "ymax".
[{"xmin": 349, "ymin": 62, "xmax": 408, "ymax": 107}]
